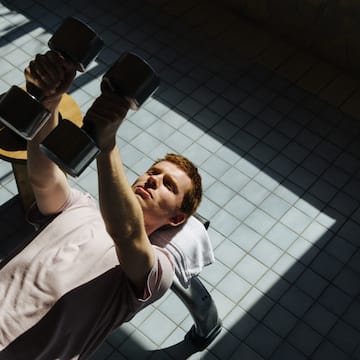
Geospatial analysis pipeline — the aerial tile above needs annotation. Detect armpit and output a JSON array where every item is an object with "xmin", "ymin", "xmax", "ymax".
[
  {"xmin": 26, "ymin": 202, "xmax": 61, "ymax": 230},
  {"xmin": 26, "ymin": 188, "xmax": 94, "ymax": 230}
]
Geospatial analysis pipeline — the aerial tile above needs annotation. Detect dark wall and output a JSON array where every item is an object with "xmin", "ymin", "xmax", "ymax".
[{"xmin": 224, "ymin": 1, "xmax": 360, "ymax": 78}]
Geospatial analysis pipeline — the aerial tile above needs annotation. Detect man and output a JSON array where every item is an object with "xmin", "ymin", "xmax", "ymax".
[{"xmin": 0, "ymin": 51, "xmax": 202, "ymax": 359}]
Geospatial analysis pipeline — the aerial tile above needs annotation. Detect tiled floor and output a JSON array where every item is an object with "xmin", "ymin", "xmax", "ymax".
[{"xmin": 1, "ymin": 0, "xmax": 360, "ymax": 359}]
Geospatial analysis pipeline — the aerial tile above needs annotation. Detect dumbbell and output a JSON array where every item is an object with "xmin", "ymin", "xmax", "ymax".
[
  {"xmin": 0, "ymin": 17, "xmax": 104, "ymax": 140},
  {"xmin": 40, "ymin": 52, "xmax": 160, "ymax": 177}
]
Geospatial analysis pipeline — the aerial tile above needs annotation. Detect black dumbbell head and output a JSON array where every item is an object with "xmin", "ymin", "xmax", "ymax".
[
  {"xmin": 40, "ymin": 119, "xmax": 100, "ymax": 177},
  {"xmin": 103, "ymin": 52, "xmax": 160, "ymax": 108},
  {"xmin": 48, "ymin": 17, "xmax": 104, "ymax": 72},
  {"xmin": 0, "ymin": 86, "xmax": 50, "ymax": 140}
]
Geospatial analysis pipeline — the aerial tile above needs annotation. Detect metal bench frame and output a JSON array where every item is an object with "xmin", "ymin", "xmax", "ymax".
[{"xmin": 170, "ymin": 214, "xmax": 222, "ymax": 348}]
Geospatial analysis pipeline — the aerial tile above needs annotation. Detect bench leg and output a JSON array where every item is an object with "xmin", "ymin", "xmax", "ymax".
[
  {"xmin": 171, "ymin": 276, "xmax": 222, "ymax": 348},
  {"xmin": 12, "ymin": 162, "xmax": 34, "ymax": 213}
]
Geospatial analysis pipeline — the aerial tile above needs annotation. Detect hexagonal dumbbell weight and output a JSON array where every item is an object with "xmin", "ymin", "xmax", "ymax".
[
  {"xmin": 0, "ymin": 17, "xmax": 104, "ymax": 140},
  {"xmin": 40, "ymin": 52, "xmax": 160, "ymax": 177}
]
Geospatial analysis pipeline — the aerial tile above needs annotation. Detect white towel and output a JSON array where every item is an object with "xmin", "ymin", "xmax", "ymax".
[{"xmin": 150, "ymin": 216, "xmax": 215, "ymax": 288}]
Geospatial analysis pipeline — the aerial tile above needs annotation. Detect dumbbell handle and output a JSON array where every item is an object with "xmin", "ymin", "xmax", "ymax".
[
  {"xmin": 40, "ymin": 92, "xmax": 132, "ymax": 178},
  {"xmin": 74, "ymin": 52, "xmax": 159, "ymax": 144},
  {"xmin": 40, "ymin": 52, "xmax": 160, "ymax": 177},
  {"xmin": 26, "ymin": 82, "xmax": 46, "ymax": 102}
]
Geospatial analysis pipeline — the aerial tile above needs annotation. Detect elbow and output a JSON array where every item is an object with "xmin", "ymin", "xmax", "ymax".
[
  {"xmin": 27, "ymin": 172, "xmax": 46, "ymax": 190},
  {"xmin": 102, "ymin": 202, "xmax": 146, "ymax": 246},
  {"xmin": 28, "ymin": 172, "xmax": 59, "ymax": 194},
  {"xmin": 107, "ymin": 221, "xmax": 143, "ymax": 246},
  {"xmin": 27, "ymin": 165, "xmax": 57, "ymax": 189}
]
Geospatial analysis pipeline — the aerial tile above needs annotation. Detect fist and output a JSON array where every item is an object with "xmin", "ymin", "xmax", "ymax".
[
  {"xmin": 83, "ymin": 92, "xmax": 130, "ymax": 152},
  {"xmin": 24, "ymin": 51, "xmax": 76, "ymax": 100}
]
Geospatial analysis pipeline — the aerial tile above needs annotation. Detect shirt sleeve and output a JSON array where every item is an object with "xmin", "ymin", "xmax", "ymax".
[
  {"xmin": 137, "ymin": 246, "xmax": 175, "ymax": 304},
  {"xmin": 26, "ymin": 188, "xmax": 94, "ymax": 229}
]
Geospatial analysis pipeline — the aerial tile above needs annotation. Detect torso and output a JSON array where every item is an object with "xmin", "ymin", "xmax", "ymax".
[{"xmin": 0, "ymin": 189, "xmax": 174, "ymax": 359}]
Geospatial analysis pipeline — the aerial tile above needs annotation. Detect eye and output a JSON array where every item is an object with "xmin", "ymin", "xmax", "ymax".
[
  {"xmin": 164, "ymin": 180, "xmax": 173, "ymax": 191},
  {"xmin": 164, "ymin": 176, "xmax": 177, "ymax": 193}
]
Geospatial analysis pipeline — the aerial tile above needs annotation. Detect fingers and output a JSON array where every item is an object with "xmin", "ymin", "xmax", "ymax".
[
  {"xmin": 84, "ymin": 93, "xmax": 129, "ymax": 134},
  {"xmin": 82, "ymin": 89, "xmax": 131, "ymax": 151},
  {"xmin": 100, "ymin": 79, "xmax": 136, "ymax": 109},
  {"xmin": 25, "ymin": 51, "xmax": 76, "ymax": 97},
  {"xmin": 38, "ymin": 52, "xmax": 64, "ymax": 84},
  {"xmin": 90, "ymin": 93, "xmax": 129, "ymax": 118},
  {"xmin": 26, "ymin": 52, "xmax": 60, "ymax": 90}
]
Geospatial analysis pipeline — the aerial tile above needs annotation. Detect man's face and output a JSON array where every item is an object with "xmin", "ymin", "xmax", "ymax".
[{"xmin": 132, "ymin": 161, "xmax": 192, "ymax": 231}]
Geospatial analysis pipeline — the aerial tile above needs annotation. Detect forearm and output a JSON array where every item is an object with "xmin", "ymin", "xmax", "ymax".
[
  {"xmin": 27, "ymin": 98, "xmax": 69, "ymax": 213},
  {"xmin": 27, "ymin": 99, "xmax": 59, "ymax": 184},
  {"xmin": 96, "ymin": 146, "xmax": 144, "ymax": 242}
]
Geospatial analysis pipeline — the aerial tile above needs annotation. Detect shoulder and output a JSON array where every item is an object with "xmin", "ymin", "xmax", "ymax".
[
  {"xmin": 27, "ymin": 188, "xmax": 97, "ymax": 229},
  {"xmin": 137, "ymin": 246, "xmax": 175, "ymax": 303},
  {"xmin": 153, "ymin": 245, "xmax": 175, "ymax": 277}
]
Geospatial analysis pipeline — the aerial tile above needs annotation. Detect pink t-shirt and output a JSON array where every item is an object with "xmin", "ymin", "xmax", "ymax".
[{"xmin": 0, "ymin": 189, "xmax": 174, "ymax": 359}]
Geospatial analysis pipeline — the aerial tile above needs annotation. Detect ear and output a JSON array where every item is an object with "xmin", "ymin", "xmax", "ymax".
[{"xmin": 168, "ymin": 212, "xmax": 186, "ymax": 227}]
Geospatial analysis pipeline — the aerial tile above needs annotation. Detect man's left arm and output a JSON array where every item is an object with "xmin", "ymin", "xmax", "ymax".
[
  {"xmin": 97, "ymin": 147, "xmax": 155, "ymax": 294},
  {"xmin": 85, "ymin": 92, "xmax": 155, "ymax": 296}
]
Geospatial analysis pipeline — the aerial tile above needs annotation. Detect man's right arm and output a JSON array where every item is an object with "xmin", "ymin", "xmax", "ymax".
[{"xmin": 25, "ymin": 52, "xmax": 76, "ymax": 215}]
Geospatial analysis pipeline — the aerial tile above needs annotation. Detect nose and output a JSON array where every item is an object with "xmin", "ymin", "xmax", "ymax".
[{"xmin": 145, "ymin": 174, "xmax": 158, "ymax": 189}]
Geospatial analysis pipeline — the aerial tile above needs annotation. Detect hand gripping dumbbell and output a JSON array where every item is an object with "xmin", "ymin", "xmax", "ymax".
[
  {"xmin": 40, "ymin": 52, "xmax": 160, "ymax": 177},
  {"xmin": 0, "ymin": 17, "xmax": 104, "ymax": 140}
]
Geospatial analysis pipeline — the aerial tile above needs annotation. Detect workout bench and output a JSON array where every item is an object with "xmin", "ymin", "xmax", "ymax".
[
  {"xmin": 170, "ymin": 213, "xmax": 222, "ymax": 348},
  {"xmin": 0, "ymin": 93, "xmax": 222, "ymax": 349}
]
